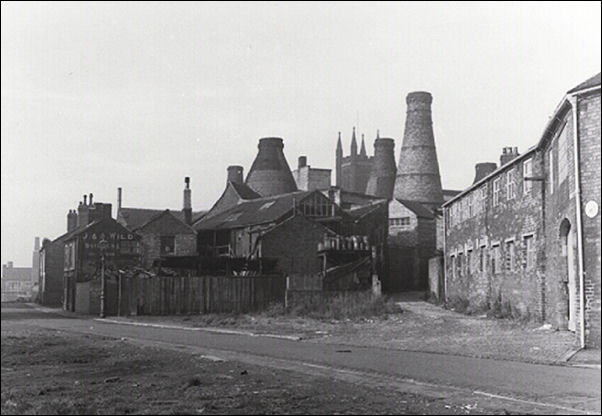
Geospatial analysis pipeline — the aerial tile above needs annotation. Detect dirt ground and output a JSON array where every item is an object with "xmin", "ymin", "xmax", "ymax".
[
  {"xmin": 109, "ymin": 299, "xmax": 584, "ymax": 365},
  {"xmin": 2, "ymin": 316, "xmax": 510, "ymax": 415}
]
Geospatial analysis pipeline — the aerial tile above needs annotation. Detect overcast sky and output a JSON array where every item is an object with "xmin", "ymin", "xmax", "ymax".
[{"xmin": 1, "ymin": 1, "xmax": 600, "ymax": 267}]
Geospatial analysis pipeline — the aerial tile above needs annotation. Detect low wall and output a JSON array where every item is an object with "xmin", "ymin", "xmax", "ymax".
[{"xmin": 428, "ymin": 256, "xmax": 444, "ymax": 301}]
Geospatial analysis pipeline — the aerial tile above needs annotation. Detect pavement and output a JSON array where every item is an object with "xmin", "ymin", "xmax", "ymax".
[{"xmin": 8, "ymin": 303, "xmax": 602, "ymax": 415}]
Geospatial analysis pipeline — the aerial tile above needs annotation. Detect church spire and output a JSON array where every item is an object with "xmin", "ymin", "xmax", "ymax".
[
  {"xmin": 350, "ymin": 127, "xmax": 358, "ymax": 156},
  {"xmin": 336, "ymin": 131, "xmax": 342, "ymax": 156},
  {"xmin": 359, "ymin": 134, "xmax": 367, "ymax": 157}
]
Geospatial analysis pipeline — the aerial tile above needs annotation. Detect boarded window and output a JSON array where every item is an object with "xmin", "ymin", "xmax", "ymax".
[
  {"xmin": 505, "ymin": 240, "xmax": 515, "ymax": 272},
  {"xmin": 523, "ymin": 235, "xmax": 536, "ymax": 270},
  {"xmin": 160, "ymin": 236, "xmax": 175, "ymax": 255},
  {"xmin": 492, "ymin": 244, "xmax": 501, "ymax": 274}
]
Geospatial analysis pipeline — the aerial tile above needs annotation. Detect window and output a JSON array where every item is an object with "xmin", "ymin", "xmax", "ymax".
[
  {"xmin": 451, "ymin": 255, "xmax": 457, "ymax": 279},
  {"xmin": 557, "ymin": 125, "xmax": 568, "ymax": 184},
  {"xmin": 458, "ymin": 253, "xmax": 464, "ymax": 278},
  {"xmin": 492, "ymin": 244, "xmax": 501, "ymax": 274},
  {"xmin": 479, "ymin": 247, "xmax": 486, "ymax": 272},
  {"xmin": 506, "ymin": 170, "xmax": 515, "ymax": 200},
  {"xmin": 523, "ymin": 158, "xmax": 533, "ymax": 195},
  {"xmin": 523, "ymin": 235, "xmax": 536, "ymax": 270},
  {"xmin": 467, "ymin": 249, "xmax": 473, "ymax": 274},
  {"xmin": 493, "ymin": 178, "xmax": 501, "ymax": 206},
  {"xmin": 505, "ymin": 240, "xmax": 515, "ymax": 272},
  {"xmin": 548, "ymin": 148, "xmax": 554, "ymax": 194},
  {"xmin": 160, "ymin": 236, "xmax": 175, "ymax": 255},
  {"xmin": 389, "ymin": 217, "xmax": 411, "ymax": 228}
]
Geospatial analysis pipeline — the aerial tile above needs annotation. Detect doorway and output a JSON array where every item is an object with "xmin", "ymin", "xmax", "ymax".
[{"xmin": 559, "ymin": 219, "xmax": 576, "ymax": 332}]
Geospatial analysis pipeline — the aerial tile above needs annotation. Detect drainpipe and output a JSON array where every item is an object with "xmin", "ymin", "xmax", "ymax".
[
  {"xmin": 443, "ymin": 206, "xmax": 448, "ymax": 304},
  {"xmin": 568, "ymin": 94, "xmax": 586, "ymax": 349}
]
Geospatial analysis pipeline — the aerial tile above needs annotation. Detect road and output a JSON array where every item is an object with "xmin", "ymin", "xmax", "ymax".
[{"xmin": 3, "ymin": 304, "xmax": 601, "ymax": 414}]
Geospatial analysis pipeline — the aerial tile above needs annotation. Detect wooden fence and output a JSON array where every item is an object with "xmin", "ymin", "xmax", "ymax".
[{"xmin": 115, "ymin": 275, "xmax": 286, "ymax": 316}]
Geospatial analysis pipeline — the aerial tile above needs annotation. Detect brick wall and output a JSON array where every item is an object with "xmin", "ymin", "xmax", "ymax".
[
  {"xmin": 445, "ymin": 149, "xmax": 545, "ymax": 318},
  {"xmin": 39, "ymin": 239, "xmax": 64, "ymax": 306},
  {"xmin": 577, "ymin": 92, "xmax": 601, "ymax": 347},
  {"xmin": 261, "ymin": 215, "xmax": 328, "ymax": 275},
  {"xmin": 138, "ymin": 212, "xmax": 197, "ymax": 269}
]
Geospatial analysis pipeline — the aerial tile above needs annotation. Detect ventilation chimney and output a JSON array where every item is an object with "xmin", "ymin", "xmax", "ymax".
[
  {"xmin": 394, "ymin": 91, "xmax": 444, "ymax": 208},
  {"xmin": 227, "ymin": 165, "xmax": 244, "ymax": 185},
  {"xmin": 298, "ymin": 156, "xmax": 307, "ymax": 169},
  {"xmin": 245, "ymin": 137, "xmax": 297, "ymax": 197},
  {"xmin": 473, "ymin": 162, "xmax": 497, "ymax": 184},
  {"xmin": 89, "ymin": 193, "xmax": 93, "ymax": 205},
  {"xmin": 366, "ymin": 134, "xmax": 397, "ymax": 199},
  {"xmin": 83, "ymin": 194, "xmax": 87, "ymax": 205},
  {"xmin": 183, "ymin": 177, "xmax": 192, "ymax": 225},
  {"xmin": 500, "ymin": 147, "xmax": 520, "ymax": 166},
  {"xmin": 117, "ymin": 187, "xmax": 122, "ymax": 213}
]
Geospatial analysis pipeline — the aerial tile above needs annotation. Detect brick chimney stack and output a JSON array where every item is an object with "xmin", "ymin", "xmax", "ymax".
[
  {"xmin": 500, "ymin": 147, "xmax": 520, "ymax": 166},
  {"xmin": 183, "ymin": 177, "xmax": 192, "ymax": 225},
  {"xmin": 394, "ymin": 91, "xmax": 444, "ymax": 209},
  {"xmin": 298, "ymin": 156, "xmax": 307, "ymax": 169},
  {"xmin": 67, "ymin": 210, "xmax": 78, "ymax": 232},
  {"xmin": 473, "ymin": 162, "xmax": 497, "ymax": 184},
  {"xmin": 366, "ymin": 131, "xmax": 396, "ymax": 199},
  {"xmin": 77, "ymin": 196, "xmax": 89, "ymax": 228},
  {"xmin": 227, "ymin": 165, "xmax": 244, "ymax": 185},
  {"xmin": 245, "ymin": 137, "xmax": 297, "ymax": 197}
]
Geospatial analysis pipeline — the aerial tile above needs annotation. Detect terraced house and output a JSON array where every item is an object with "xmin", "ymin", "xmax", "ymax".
[{"xmin": 443, "ymin": 73, "xmax": 601, "ymax": 348}]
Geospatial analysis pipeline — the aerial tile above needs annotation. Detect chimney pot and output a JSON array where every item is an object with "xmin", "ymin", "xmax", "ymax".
[
  {"xmin": 117, "ymin": 187, "xmax": 122, "ymax": 212},
  {"xmin": 298, "ymin": 156, "xmax": 307, "ymax": 168},
  {"xmin": 89, "ymin": 193, "xmax": 93, "ymax": 205},
  {"xmin": 83, "ymin": 195, "xmax": 87, "ymax": 205},
  {"xmin": 227, "ymin": 165, "xmax": 244, "ymax": 185}
]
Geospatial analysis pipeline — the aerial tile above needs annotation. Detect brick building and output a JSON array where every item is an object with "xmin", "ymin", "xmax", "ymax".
[
  {"xmin": 292, "ymin": 156, "xmax": 331, "ymax": 191},
  {"xmin": 38, "ymin": 235, "xmax": 67, "ymax": 306},
  {"xmin": 63, "ymin": 215, "xmax": 141, "ymax": 313},
  {"xmin": 132, "ymin": 210, "xmax": 197, "ymax": 269},
  {"xmin": 1, "ymin": 261, "xmax": 33, "ymax": 302},
  {"xmin": 194, "ymin": 190, "xmax": 342, "ymax": 275},
  {"xmin": 443, "ymin": 73, "xmax": 601, "ymax": 348}
]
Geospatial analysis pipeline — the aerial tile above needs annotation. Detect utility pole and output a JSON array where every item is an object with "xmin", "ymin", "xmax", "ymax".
[{"xmin": 99, "ymin": 239, "xmax": 108, "ymax": 318}]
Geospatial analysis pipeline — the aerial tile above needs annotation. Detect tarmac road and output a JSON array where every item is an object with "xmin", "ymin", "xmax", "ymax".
[{"xmin": 3, "ymin": 304, "xmax": 601, "ymax": 414}]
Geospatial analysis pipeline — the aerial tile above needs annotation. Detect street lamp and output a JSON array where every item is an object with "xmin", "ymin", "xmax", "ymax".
[{"xmin": 98, "ymin": 239, "xmax": 109, "ymax": 318}]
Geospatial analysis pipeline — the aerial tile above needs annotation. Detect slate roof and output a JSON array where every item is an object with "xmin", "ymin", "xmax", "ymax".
[
  {"xmin": 567, "ymin": 72, "xmax": 601, "ymax": 94},
  {"xmin": 135, "ymin": 209, "xmax": 196, "ymax": 233},
  {"xmin": 396, "ymin": 199, "xmax": 436, "ymax": 219},
  {"xmin": 195, "ymin": 190, "xmax": 314, "ymax": 231},
  {"xmin": 118, "ymin": 207, "xmax": 206, "ymax": 231},
  {"xmin": 64, "ymin": 217, "xmax": 136, "ymax": 240},
  {"xmin": 230, "ymin": 182, "xmax": 261, "ymax": 200}
]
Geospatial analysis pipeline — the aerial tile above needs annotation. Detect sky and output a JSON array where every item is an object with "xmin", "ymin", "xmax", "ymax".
[{"xmin": 1, "ymin": 1, "xmax": 600, "ymax": 267}]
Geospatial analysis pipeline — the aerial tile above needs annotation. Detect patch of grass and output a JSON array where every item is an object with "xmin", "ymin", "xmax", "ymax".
[{"xmin": 286, "ymin": 292, "xmax": 401, "ymax": 321}]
